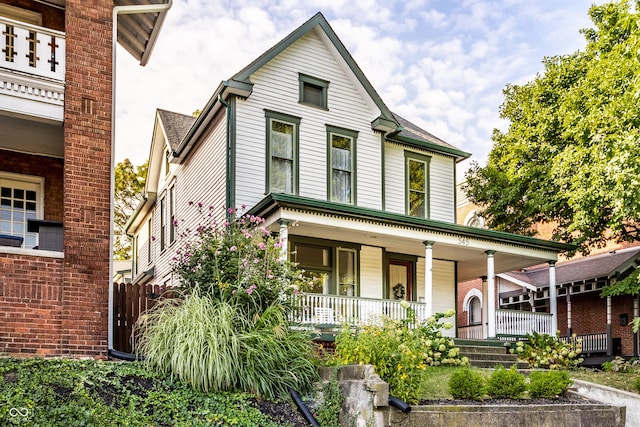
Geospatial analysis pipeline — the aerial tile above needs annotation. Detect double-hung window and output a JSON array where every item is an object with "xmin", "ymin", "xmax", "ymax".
[
  {"xmin": 265, "ymin": 110, "xmax": 300, "ymax": 194},
  {"xmin": 169, "ymin": 185, "xmax": 176, "ymax": 244},
  {"xmin": 0, "ymin": 172, "xmax": 43, "ymax": 248},
  {"xmin": 405, "ymin": 151, "xmax": 430, "ymax": 218},
  {"xmin": 327, "ymin": 125, "xmax": 357, "ymax": 204},
  {"xmin": 159, "ymin": 197, "xmax": 166, "ymax": 251}
]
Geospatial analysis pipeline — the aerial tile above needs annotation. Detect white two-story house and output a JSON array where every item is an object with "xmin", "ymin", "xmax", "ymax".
[{"xmin": 126, "ymin": 12, "xmax": 573, "ymax": 338}]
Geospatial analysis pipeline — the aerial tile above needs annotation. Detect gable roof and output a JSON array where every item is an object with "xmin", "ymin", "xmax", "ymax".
[
  {"xmin": 157, "ymin": 109, "xmax": 196, "ymax": 151},
  {"xmin": 389, "ymin": 113, "xmax": 471, "ymax": 161},
  {"xmin": 503, "ymin": 245, "xmax": 640, "ymax": 288},
  {"xmin": 174, "ymin": 12, "xmax": 402, "ymax": 159}
]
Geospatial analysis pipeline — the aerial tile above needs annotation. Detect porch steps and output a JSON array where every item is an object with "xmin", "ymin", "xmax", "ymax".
[{"xmin": 454, "ymin": 339, "xmax": 528, "ymax": 369}]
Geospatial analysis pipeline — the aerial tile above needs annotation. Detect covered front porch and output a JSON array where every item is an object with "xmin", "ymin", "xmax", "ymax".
[{"xmin": 250, "ymin": 193, "xmax": 574, "ymax": 339}]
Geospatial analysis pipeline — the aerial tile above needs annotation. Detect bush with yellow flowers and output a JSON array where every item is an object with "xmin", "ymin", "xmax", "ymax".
[{"xmin": 334, "ymin": 306, "xmax": 468, "ymax": 403}]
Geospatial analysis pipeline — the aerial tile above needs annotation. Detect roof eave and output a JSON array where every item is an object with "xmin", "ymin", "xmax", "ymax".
[{"xmin": 388, "ymin": 134, "xmax": 472, "ymax": 162}]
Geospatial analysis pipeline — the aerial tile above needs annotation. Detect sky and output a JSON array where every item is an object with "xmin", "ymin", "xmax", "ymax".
[{"xmin": 114, "ymin": 0, "xmax": 606, "ymax": 176}]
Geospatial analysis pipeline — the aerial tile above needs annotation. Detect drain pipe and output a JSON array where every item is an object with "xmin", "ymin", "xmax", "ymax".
[
  {"xmin": 289, "ymin": 388, "xmax": 320, "ymax": 426},
  {"xmin": 109, "ymin": 0, "xmax": 172, "ymax": 356},
  {"xmin": 389, "ymin": 395, "xmax": 411, "ymax": 414}
]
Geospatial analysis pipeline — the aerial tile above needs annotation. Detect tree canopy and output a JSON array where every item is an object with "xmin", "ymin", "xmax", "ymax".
[
  {"xmin": 464, "ymin": 1, "xmax": 640, "ymax": 254},
  {"xmin": 114, "ymin": 159, "xmax": 147, "ymax": 260}
]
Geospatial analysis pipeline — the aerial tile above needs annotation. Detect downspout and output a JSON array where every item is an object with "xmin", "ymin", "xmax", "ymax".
[
  {"xmin": 217, "ymin": 93, "xmax": 233, "ymax": 216},
  {"xmin": 109, "ymin": 1, "xmax": 172, "ymax": 356}
]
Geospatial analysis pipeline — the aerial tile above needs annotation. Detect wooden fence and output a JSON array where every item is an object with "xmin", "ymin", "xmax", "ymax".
[{"xmin": 112, "ymin": 282, "xmax": 173, "ymax": 354}]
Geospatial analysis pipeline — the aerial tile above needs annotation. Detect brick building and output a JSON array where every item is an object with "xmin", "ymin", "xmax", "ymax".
[{"xmin": 0, "ymin": 0, "xmax": 170, "ymax": 357}]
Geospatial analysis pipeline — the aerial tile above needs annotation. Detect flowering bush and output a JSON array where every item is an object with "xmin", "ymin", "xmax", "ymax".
[
  {"xmin": 510, "ymin": 331, "xmax": 583, "ymax": 369},
  {"xmin": 171, "ymin": 205, "xmax": 312, "ymax": 317},
  {"xmin": 333, "ymin": 308, "xmax": 468, "ymax": 403}
]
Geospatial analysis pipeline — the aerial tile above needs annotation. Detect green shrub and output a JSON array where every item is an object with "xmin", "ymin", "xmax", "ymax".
[
  {"xmin": 528, "ymin": 370, "xmax": 572, "ymax": 398},
  {"xmin": 448, "ymin": 368, "xmax": 486, "ymax": 400},
  {"xmin": 602, "ymin": 356, "xmax": 640, "ymax": 373},
  {"xmin": 135, "ymin": 293, "xmax": 318, "ymax": 399},
  {"xmin": 511, "ymin": 331, "xmax": 583, "ymax": 369},
  {"xmin": 334, "ymin": 308, "xmax": 467, "ymax": 403},
  {"xmin": 171, "ymin": 206, "xmax": 312, "ymax": 318},
  {"xmin": 486, "ymin": 365, "xmax": 526, "ymax": 399}
]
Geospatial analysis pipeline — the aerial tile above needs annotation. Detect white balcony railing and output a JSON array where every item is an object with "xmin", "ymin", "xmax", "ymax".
[
  {"xmin": 495, "ymin": 309, "xmax": 553, "ymax": 337},
  {"xmin": 291, "ymin": 293, "xmax": 429, "ymax": 327},
  {"xmin": 0, "ymin": 17, "xmax": 65, "ymax": 81}
]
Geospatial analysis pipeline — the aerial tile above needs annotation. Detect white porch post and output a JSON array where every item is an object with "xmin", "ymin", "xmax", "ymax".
[
  {"xmin": 549, "ymin": 261, "xmax": 558, "ymax": 334},
  {"xmin": 423, "ymin": 241, "xmax": 434, "ymax": 316},
  {"xmin": 481, "ymin": 276, "xmax": 488, "ymax": 339},
  {"xmin": 486, "ymin": 250, "xmax": 496, "ymax": 338},
  {"xmin": 278, "ymin": 219, "xmax": 289, "ymax": 262}
]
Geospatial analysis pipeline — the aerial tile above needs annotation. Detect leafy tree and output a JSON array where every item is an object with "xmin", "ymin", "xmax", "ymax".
[
  {"xmin": 114, "ymin": 159, "xmax": 147, "ymax": 260},
  {"xmin": 465, "ymin": 1, "xmax": 640, "ymax": 254}
]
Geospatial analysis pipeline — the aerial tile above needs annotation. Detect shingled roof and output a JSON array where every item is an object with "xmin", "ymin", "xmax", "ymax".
[
  {"xmin": 157, "ymin": 109, "xmax": 196, "ymax": 151},
  {"xmin": 504, "ymin": 245, "xmax": 640, "ymax": 288}
]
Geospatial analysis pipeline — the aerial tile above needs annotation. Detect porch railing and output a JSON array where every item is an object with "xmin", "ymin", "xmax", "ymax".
[
  {"xmin": 458, "ymin": 324, "xmax": 483, "ymax": 339},
  {"xmin": 495, "ymin": 309, "xmax": 553, "ymax": 337},
  {"xmin": 291, "ymin": 293, "xmax": 428, "ymax": 327},
  {"xmin": 0, "ymin": 17, "xmax": 65, "ymax": 81},
  {"xmin": 560, "ymin": 332, "xmax": 608, "ymax": 354}
]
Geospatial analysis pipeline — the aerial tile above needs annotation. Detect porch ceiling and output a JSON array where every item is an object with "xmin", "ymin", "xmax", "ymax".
[{"xmin": 0, "ymin": 114, "xmax": 63, "ymax": 158}]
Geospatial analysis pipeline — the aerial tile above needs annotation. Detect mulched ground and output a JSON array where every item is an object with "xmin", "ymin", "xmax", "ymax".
[
  {"xmin": 252, "ymin": 399, "xmax": 308, "ymax": 427},
  {"xmin": 420, "ymin": 394, "xmax": 600, "ymax": 405}
]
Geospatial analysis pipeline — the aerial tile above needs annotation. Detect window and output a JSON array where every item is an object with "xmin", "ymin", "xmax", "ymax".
[
  {"xmin": 147, "ymin": 217, "xmax": 152, "ymax": 263},
  {"xmin": 265, "ymin": 110, "xmax": 300, "ymax": 194},
  {"xmin": 468, "ymin": 296, "xmax": 481, "ymax": 325},
  {"xmin": 299, "ymin": 73, "xmax": 328, "ymax": 109},
  {"xmin": 164, "ymin": 149, "xmax": 171, "ymax": 177},
  {"xmin": 292, "ymin": 238, "xmax": 359, "ymax": 295},
  {"xmin": 405, "ymin": 151, "xmax": 430, "ymax": 218},
  {"xmin": 327, "ymin": 125, "xmax": 357, "ymax": 204},
  {"xmin": 169, "ymin": 185, "xmax": 176, "ymax": 244},
  {"xmin": 159, "ymin": 197, "xmax": 166, "ymax": 251},
  {"xmin": 0, "ymin": 173, "xmax": 43, "ymax": 248}
]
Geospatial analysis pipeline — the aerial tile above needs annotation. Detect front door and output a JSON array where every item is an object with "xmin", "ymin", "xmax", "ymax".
[{"xmin": 388, "ymin": 259, "xmax": 413, "ymax": 301}]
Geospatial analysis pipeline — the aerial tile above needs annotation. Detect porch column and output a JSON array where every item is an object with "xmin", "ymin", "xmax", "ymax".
[
  {"xmin": 423, "ymin": 241, "xmax": 434, "ymax": 316},
  {"xmin": 634, "ymin": 297, "xmax": 639, "ymax": 357},
  {"xmin": 548, "ymin": 261, "xmax": 557, "ymax": 334},
  {"xmin": 486, "ymin": 250, "xmax": 496, "ymax": 338},
  {"xmin": 566, "ymin": 291, "xmax": 572, "ymax": 337},
  {"xmin": 607, "ymin": 295, "xmax": 613, "ymax": 356},
  {"xmin": 278, "ymin": 219, "xmax": 290, "ymax": 262},
  {"xmin": 481, "ymin": 276, "xmax": 488, "ymax": 339}
]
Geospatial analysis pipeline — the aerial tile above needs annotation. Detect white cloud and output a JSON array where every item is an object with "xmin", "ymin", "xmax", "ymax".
[{"xmin": 114, "ymin": 0, "xmax": 606, "ymax": 174}]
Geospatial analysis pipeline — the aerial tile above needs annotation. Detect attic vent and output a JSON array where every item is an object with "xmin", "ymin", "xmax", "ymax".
[{"xmin": 299, "ymin": 73, "xmax": 328, "ymax": 109}]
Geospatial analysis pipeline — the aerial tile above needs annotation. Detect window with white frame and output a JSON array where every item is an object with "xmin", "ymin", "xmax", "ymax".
[
  {"xmin": 327, "ymin": 125, "xmax": 357, "ymax": 204},
  {"xmin": 0, "ymin": 173, "xmax": 43, "ymax": 248},
  {"xmin": 266, "ymin": 110, "xmax": 300, "ymax": 194},
  {"xmin": 159, "ymin": 197, "xmax": 166, "ymax": 251},
  {"xmin": 468, "ymin": 296, "xmax": 481, "ymax": 325},
  {"xmin": 169, "ymin": 185, "xmax": 176, "ymax": 244}
]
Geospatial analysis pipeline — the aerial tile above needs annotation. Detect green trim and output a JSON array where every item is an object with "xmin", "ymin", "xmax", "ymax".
[
  {"xmin": 227, "ymin": 97, "xmax": 237, "ymax": 210},
  {"xmin": 298, "ymin": 73, "xmax": 329, "ymax": 110},
  {"xmin": 380, "ymin": 132, "xmax": 386, "ymax": 210},
  {"xmin": 404, "ymin": 150, "xmax": 431, "ymax": 219},
  {"xmin": 231, "ymin": 12, "xmax": 397, "ymax": 128},
  {"xmin": 248, "ymin": 193, "xmax": 576, "ymax": 252},
  {"xmin": 326, "ymin": 125, "xmax": 358, "ymax": 205},
  {"xmin": 264, "ymin": 110, "xmax": 301, "ymax": 195},
  {"xmin": 289, "ymin": 235, "xmax": 361, "ymax": 296},
  {"xmin": 389, "ymin": 134, "xmax": 471, "ymax": 162}
]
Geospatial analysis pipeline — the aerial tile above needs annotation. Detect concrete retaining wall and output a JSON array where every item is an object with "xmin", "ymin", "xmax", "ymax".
[{"xmin": 572, "ymin": 379, "xmax": 639, "ymax": 427}]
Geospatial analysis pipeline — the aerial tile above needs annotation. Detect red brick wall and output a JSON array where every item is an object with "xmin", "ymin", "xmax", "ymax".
[
  {"xmin": 0, "ymin": 149, "xmax": 64, "ymax": 221},
  {"xmin": 60, "ymin": 0, "xmax": 113, "ymax": 357},
  {"xmin": 558, "ymin": 293, "xmax": 638, "ymax": 357},
  {"xmin": 0, "ymin": 252, "xmax": 64, "ymax": 356}
]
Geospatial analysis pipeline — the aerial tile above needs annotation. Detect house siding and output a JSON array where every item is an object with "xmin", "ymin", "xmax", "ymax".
[
  {"xmin": 384, "ymin": 142, "xmax": 455, "ymax": 222},
  {"xmin": 234, "ymin": 30, "xmax": 382, "ymax": 210},
  {"xmin": 149, "ymin": 112, "xmax": 228, "ymax": 285},
  {"xmin": 360, "ymin": 245, "xmax": 383, "ymax": 299}
]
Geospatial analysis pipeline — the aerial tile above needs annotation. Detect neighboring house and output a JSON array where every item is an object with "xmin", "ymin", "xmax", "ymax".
[
  {"xmin": 113, "ymin": 260, "xmax": 132, "ymax": 284},
  {"xmin": 126, "ymin": 13, "xmax": 573, "ymax": 339},
  {"xmin": 0, "ymin": 0, "xmax": 170, "ymax": 357},
  {"xmin": 456, "ymin": 183, "xmax": 640, "ymax": 359}
]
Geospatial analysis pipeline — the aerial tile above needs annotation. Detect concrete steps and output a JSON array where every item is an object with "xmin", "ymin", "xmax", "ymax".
[{"xmin": 454, "ymin": 339, "xmax": 528, "ymax": 369}]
